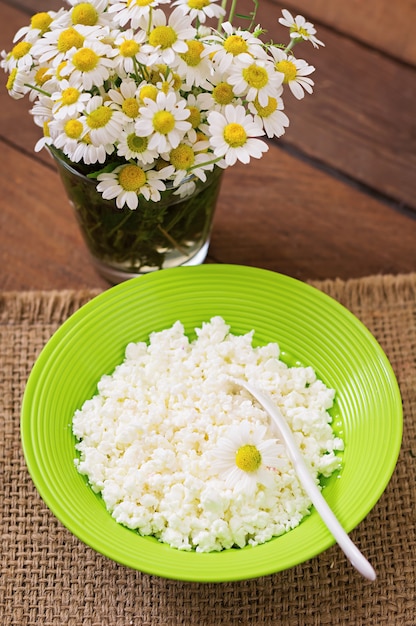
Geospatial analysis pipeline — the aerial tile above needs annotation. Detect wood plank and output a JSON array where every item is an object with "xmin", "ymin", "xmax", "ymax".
[
  {"xmin": 235, "ymin": 0, "xmax": 416, "ymax": 211},
  {"xmin": 285, "ymin": 0, "xmax": 416, "ymax": 66},
  {"xmin": 0, "ymin": 143, "xmax": 108, "ymax": 290},
  {"xmin": 1, "ymin": 139, "xmax": 415, "ymax": 290},
  {"xmin": 212, "ymin": 142, "xmax": 416, "ymax": 280}
]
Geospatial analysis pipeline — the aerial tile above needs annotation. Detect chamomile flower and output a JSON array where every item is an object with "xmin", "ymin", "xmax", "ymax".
[
  {"xmin": 4, "ymin": 67, "xmax": 31, "ymax": 99},
  {"xmin": 106, "ymin": 78, "xmax": 140, "ymax": 121},
  {"xmin": 80, "ymin": 95, "xmax": 126, "ymax": 145},
  {"xmin": 96, "ymin": 162, "xmax": 175, "ymax": 207},
  {"xmin": 202, "ymin": 21, "xmax": 266, "ymax": 74},
  {"xmin": 63, "ymin": 0, "xmax": 112, "ymax": 28},
  {"xmin": 70, "ymin": 133, "xmax": 115, "ymax": 163},
  {"xmin": 142, "ymin": 7, "xmax": 196, "ymax": 66},
  {"xmin": 197, "ymin": 76, "xmax": 239, "ymax": 113},
  {"xmin": 116, "ymin": 123, "xmax": 160, "ymax": 163},
  {"xmin": 212, "ymin": 422, "xmax": 283, "ymax": 495},
  {"xmin": 269, "ymin": 47, "xmax": 315, "ymax": 100},
  {"xmin": 135, "ymin": 90, "xmax": 192, "ymax": 153},
  {"xmin": 112, "ymin": 28, "xmax": 156, "ymax": 76},
  {"xmin": 1, "ymin": 39, "xmax": 34, "ymax": 72},
  {"xmin": 168, "ymin": 141, "xmax": 214, "ymax": 186},
  {"xmin": 61, "ymin": 38, "xmax": 117, "ymax": 90},
  {"xmin": 49, "ymin": 115, "xmax": 86, "ymax": 155},
  {"xmin": 172, "ymin": 0, "xmax": 225, "ymax": 25},
  {"xmin": 248, "ymin": 94, "xmax": 289, "ymax": 138},
  {"xmin": 32, "ymin": 24, "xmax": 105, "ymax": 66},
  {"xmin": 108, "ymin": 0, "xmax": 171, "ymax": 31},
  {"xmin": 279, "ymin": 9, "xmax": 324, "ymax": 48},
  {"xmin": 51, "ymin": 77, "xmax": 92, "ymax": 118},
  {"xmin": 227, "ymin": 57, "xmax": 283, "ymax": 107},
  {"xmin": 208, "ymin": 104, "xmax": 268, "ymax": 166},
  {"xmin": 30, "ymin": 94, "xmax": 54, "ymax": 127},
  {"xmin": 175, "ymin": 38, "xmax": 212, "ymax": 90},
  {"xmin": 12, "ymin": 10, "xmax": 63, "ymax": 43}
]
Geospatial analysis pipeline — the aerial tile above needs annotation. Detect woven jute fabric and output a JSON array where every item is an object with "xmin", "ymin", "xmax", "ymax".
[{"xmin": 1, "ymin": 274, "xmax": 415, "ymax": 626}]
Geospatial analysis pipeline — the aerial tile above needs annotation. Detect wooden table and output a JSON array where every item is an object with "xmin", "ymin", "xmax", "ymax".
[{"xmin": 1, "ymin": 0, "xmax": 415, "ymax": 290}]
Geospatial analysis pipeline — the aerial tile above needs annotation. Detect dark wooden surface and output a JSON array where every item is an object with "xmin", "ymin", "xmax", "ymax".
[{"xmin": 1, "ymin": 0, "xmax": 415, "ymax": 290}]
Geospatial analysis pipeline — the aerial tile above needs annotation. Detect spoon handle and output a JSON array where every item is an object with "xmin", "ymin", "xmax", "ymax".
[{"xmin": 240, "ymin": 381, "xmax": 377, "ymax": 581}]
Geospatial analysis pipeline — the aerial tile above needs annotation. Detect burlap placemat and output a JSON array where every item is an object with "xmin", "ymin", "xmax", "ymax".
[{"xmin": 1, "ymin": 274, "xmax": 415, "ymax": 626}]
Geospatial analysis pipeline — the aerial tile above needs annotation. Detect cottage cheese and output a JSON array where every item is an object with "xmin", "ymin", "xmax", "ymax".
[{"xmin": 72, "ymin": 316, "xmax": 344, "ymax": 552}]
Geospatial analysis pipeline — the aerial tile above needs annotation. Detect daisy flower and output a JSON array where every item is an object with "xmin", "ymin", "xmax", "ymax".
[
  {"xmin": 135, "ymin": 90, "xmax": 192, "ymax": 153},
  {"xmin": 269, "ymin": 47, "xmax": 315, "ymax": 100},
  {"xmin": 62, "ymin": 0, "xmax": 112, "ymax": 28},
  {"xmin": 112, "ymin": 28, "xmax": 156, "ymax": 76},
  {"xmin": 106, "ymin": 78, "xmax": 140, "ymax": 121},
  {"xmin": 175, "ymin": 39, "xmax": 212, "ymax": 90},
  {"xmin": 4, "ymin": 67, "xmax": 31, "ymax": 99},
  {"xmin": 116, "ymin": 123, "xmax": 160, "ymax": 163},
  {"xmin": 49, "ymin": 115, "xmax": 86, "ymax": 156},
  {"xmin": 208, "ymin": 103, "xmax": 268, "ymax": 166},
  {"xmin": 72, "ymin": 137, "xmax": 115, "ymax": 164},
  {"xmin": 227, "ymin": 56, "xmax": 283, "ymax": 107},
  {"xmin": 141, "ymin": 7, "xmax": 196, "ymax": 66},
  {"xmin": 279, "ymin": 9, "xmax": 324, "ymax": 49},
  {"xmin": 12, "ymin": 10, "xmax": 64, "ymax": 43},
  {"xmin": 32, "ymin": 24, "xmax": 105, "ymax": 67},
  {"xmin": 96, "ymin": 162, "xmax": 175, "ymax": 208},
  {"xmin": 201, "ymin": 21, "xmax": 266, "ymax": 74},
  {"xmin": 79, "ymin": 95, "xmax": 125, "ymax": 146},
  {"xmin": 51, "ymin": 77, "xmax": 92, "ymax": 119},
  {"xmin": 172, "ymin": 0, "xmax": 225, "ymax": 25},
  {"xmin": 1, "ymin": 39, "xmax": 34, "ymax": 72},
  {"xmin": 168, "ymin": 141, "xmax": 214, "ymax": 186},
  {"xmin": 248, "ymin": 94, "xmax": 289, "ymax": 138},
  {"xmin": 108, "ymin": 0, "xmax": 171, "ymax": 31},
  {"xmin": 62, "ymin": 39, "xmax": 118, "ymax": 90},
  {"xmin": 212, "ymin": 422, "xmax": 283, "ymax": 495}
]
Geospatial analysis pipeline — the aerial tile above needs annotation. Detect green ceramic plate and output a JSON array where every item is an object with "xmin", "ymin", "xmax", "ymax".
[{"xmin": 21, "ymin": 265, "xmax": 402, "ymax": 581}]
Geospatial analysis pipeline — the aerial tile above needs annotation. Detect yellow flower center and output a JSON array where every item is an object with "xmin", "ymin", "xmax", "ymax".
[
  {"xmin": 223, "ymin": 35, "xmax": 248, "ymax": 56},
  {"xmin": 71, "ymin": 3, "xmax": 99, "ymax": 26},
  {"xmin": 153, "ymin": 110, "xmax": 175, "ymax": 135},
  {"xmin": 118, "ymin": 164, "xmax": 146, "ymax": 191},
  {"xmin": 61, "ymin": 86, "xmax": 80, "ymax": 105},
  {"xmin": 11, "ymin": 41, "xmax": 32, "ymax": 60},
  {"xmin": 170, "ymin": 144, "xmax": 195, "ymax": 170},
  {"xmin": 128, "ymin": 0, "xmax": 153, "ymax": 6},
  {"xmin": 139, "ymin": 84, "xmax": 158, "ymax": 102},
  {"xmin": 242, "ymin": 64, "xmax": 269, "ymax": 89},
  {"xmin": 86, "ymin": 105, "xmax": 112, "ymax": 129},
  {"xmin": 119, "ymin": 39, "xmax": 140, "ymax": 58},
  {"xmin": 6, "ymin": 68, "xmax": 17, "ymax": 91},
  {"xmin": 235, "ymin": 445, "xmax": 262, "ymax": 472},
  {"xmin": 72, "ymin": 47, "xmax": 99, "ymax": 72},
  {"xmin": 253, "ymin": 96, "xmax": 278, "ymax": 118},
  {"xmin": 212, "ymin": 82, "xmax": 234, "ymax": 105},
  {"xmin": 64, "ymin": 119, "xmax": 83, "ymax": 139},
  {"xmin": 223, "ymin": 122, "xmax": 247, "ymax": 148},
  {"xmin": 149, "ymin": 26, "xmax": 177, "ymax": 50},
  {"xmin": 57, "ymin": 28, "xmax": 85, "ymax": 54},
  {"xmin": 43, "ymin": 121, "xmax": 50, "ymax": 137},
  {"xmin": 122, "ymin": 97, "xmax": 139, "ymax": 118},
  {"xmin": 126, "ymin": 133, "xmax": 148, "ymax": 153},
  {"xmin": 188, "ymin": 0, "xmax": 209, "ymax": 7},
  {"xmin": 291, "ymin": 25, "xmax": 309, "ymax": 39},
  {"xmin": 34, "ymin": 67, "xmax": 51, "ymax": 86},
  {"xmin": 31, "ymin": 12, "xmax": 53, "ymax": 33},
  {"xmin": 275, "ymin": 59, "xmax": 297, "ymax": 83},
  {"xmin": 180, "ymin": 40, "xmax": 204, "ymax": 67},
  {"xmin": 187, "ymin": 105, "xmax": 200, "ymax": 129},
  {"xmin": 56, "ymin": 61, "xmax": 68, "ymax": 80}
]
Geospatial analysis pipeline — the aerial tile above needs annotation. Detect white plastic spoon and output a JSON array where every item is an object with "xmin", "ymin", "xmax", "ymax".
[{"xmin": 230, "ymin": 379, "xmax": 377, "ymax": 581}]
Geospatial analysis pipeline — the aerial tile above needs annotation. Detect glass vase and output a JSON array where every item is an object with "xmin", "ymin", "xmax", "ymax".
[{"xmin": 50, "ymin": 148, "xmax": 223, "ymax": 284}]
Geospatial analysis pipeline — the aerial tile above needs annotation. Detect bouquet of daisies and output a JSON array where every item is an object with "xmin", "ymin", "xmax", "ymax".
[{"xmin": 2, "ymin": 1, "xmax": 322, "ymax": 210}]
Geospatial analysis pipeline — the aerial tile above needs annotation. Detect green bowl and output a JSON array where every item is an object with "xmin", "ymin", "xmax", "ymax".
[{"xmin": 21, "ymin": 265, "xmax": 402, "ymax": 581}]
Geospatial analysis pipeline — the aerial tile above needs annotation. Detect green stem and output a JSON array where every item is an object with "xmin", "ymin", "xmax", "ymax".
[
  {"xmin": 23, "ymin": 83, "xmax": 51, "ymax": 97},
  {"xmin": 227, "ymin": 0, "xmax": 239, "ymax": 26},
  {"xmin": 218, "ymin": 0, "xmax": 228, "ymax": 28}
]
